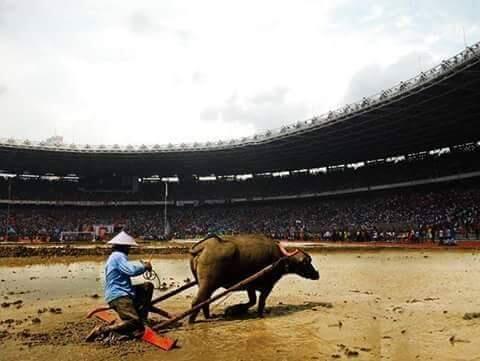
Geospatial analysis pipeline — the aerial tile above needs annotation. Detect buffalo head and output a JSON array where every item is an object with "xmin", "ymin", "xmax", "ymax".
[{"xmin": 279, "ymin": 245, "xmax": 319, "ymax": 280}]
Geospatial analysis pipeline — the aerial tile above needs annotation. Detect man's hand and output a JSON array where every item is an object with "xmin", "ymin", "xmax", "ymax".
[{"xmin": 141, "ymin": 260, "xmax": 153, "ymax": 272}]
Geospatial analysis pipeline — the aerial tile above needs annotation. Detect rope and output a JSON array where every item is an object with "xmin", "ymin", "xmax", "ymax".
[{"xmin": 143, "ymin": 269, "xmax": 161, "ymax": 289}]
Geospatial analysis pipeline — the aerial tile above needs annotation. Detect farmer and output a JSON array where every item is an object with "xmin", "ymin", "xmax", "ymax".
[{"xmin": 86, "ymin": 231, "xmax": 155, "ymax": 341}]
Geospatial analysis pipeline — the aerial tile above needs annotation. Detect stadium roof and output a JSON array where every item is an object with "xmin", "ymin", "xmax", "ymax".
[{"xmin": 1, "ymin": 41, "xmax": 480, "ymax": 177}]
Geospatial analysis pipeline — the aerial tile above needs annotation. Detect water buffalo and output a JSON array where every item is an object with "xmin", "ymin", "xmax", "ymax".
[{"xmin": 188, "ymin": 234, "xmax": 319, "ymax": 323}]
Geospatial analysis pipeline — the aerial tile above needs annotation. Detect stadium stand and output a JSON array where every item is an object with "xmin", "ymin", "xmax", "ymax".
[{"xmin": 0, "ymin": 144, "xmax": 479, "ymax": 202}]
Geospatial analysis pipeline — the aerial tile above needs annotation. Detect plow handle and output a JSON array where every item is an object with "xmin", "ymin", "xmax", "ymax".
[{"xmin": 151, "ymin": 280, "xmax": 198, "ymax": 305}]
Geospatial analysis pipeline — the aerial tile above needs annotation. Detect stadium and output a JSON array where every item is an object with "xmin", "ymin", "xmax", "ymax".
[
  {"xmin": 1, "ymin": 41, "xmax": 480, "ymax": 244},
  {"xmin": 2, "ymin": 22, "xmax": 480, "ymax": 361}
]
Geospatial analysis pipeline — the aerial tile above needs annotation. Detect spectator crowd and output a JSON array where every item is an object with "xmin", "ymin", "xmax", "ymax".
[{"xmin": 1, "ymin": 181, "xmax": 479, "ymax": 243}]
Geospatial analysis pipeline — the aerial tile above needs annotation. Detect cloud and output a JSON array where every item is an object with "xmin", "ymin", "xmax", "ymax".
[
  {"xmin": 129, "ymin": 11, "xmax": 152, "ymax": 33},
  {"xmin": 191, "ymin": 71, "xmax": 206, "ymax": 84},
  {"xmin": 200, "ymin": 88, "xmax": 309, "ymax": 131},
  {"xmin": 342, "ymin": 52, "xmax": 435, "ymax": 104},
  {"xmin": 0, "ymin": 84, "xmax": 6, "ymax": 95},
  {"xmin": 0, "ymin": 0, "xmax": 478, "ymax": 145},
  {"xmin": 127, "ymin": 8, "xmax": 191, "ymax": 46}
]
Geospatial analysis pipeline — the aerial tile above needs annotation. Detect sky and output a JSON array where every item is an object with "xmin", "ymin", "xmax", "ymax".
[{"xmin": 0, "ymin": 0, "xmax": 479, "ymax": 146}]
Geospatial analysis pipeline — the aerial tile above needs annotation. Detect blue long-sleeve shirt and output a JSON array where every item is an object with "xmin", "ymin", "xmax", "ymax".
[{"xmin": 104, "ymin": 251, "xmax": 146, "ymax": 303}]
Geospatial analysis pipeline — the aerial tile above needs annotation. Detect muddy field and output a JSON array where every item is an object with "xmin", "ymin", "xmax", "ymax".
[
  {"xmin": 3, "ymin": 240, "xmax": 480, "ymax": 258},
  {"xmin": 0, "ymin": 243, "xmax": 191, "ymax": 258},
  {"xmin": 1, "ymin": 251, "xmax": 480, "ymax": 361}
]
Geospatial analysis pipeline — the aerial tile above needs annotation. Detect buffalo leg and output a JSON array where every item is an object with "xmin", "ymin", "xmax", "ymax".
[
  {"xmin": 202, "ymin": 302, "xmax": 210, "ymax": 320},
  {"xmin": 258, "ymin": 288, "xmax": 272, "ymax": 317},
  {"xmin": 225, "ymin": 288, "xmax": 257, "ymax": 316},
  {"xmin": 189, "ymin": 285, "xmax": 214, "ymax": 323}
]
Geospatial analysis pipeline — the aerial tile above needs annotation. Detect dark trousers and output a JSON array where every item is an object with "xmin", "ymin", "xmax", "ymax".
[{"xmin": 108, "ymin": 282, "xmax": 154, "ymax": 336}]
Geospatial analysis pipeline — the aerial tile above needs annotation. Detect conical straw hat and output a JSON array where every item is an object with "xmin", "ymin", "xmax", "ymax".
[{"xmin": 107, "ymin": 231, "xmax": 138, "ymax": 246}]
